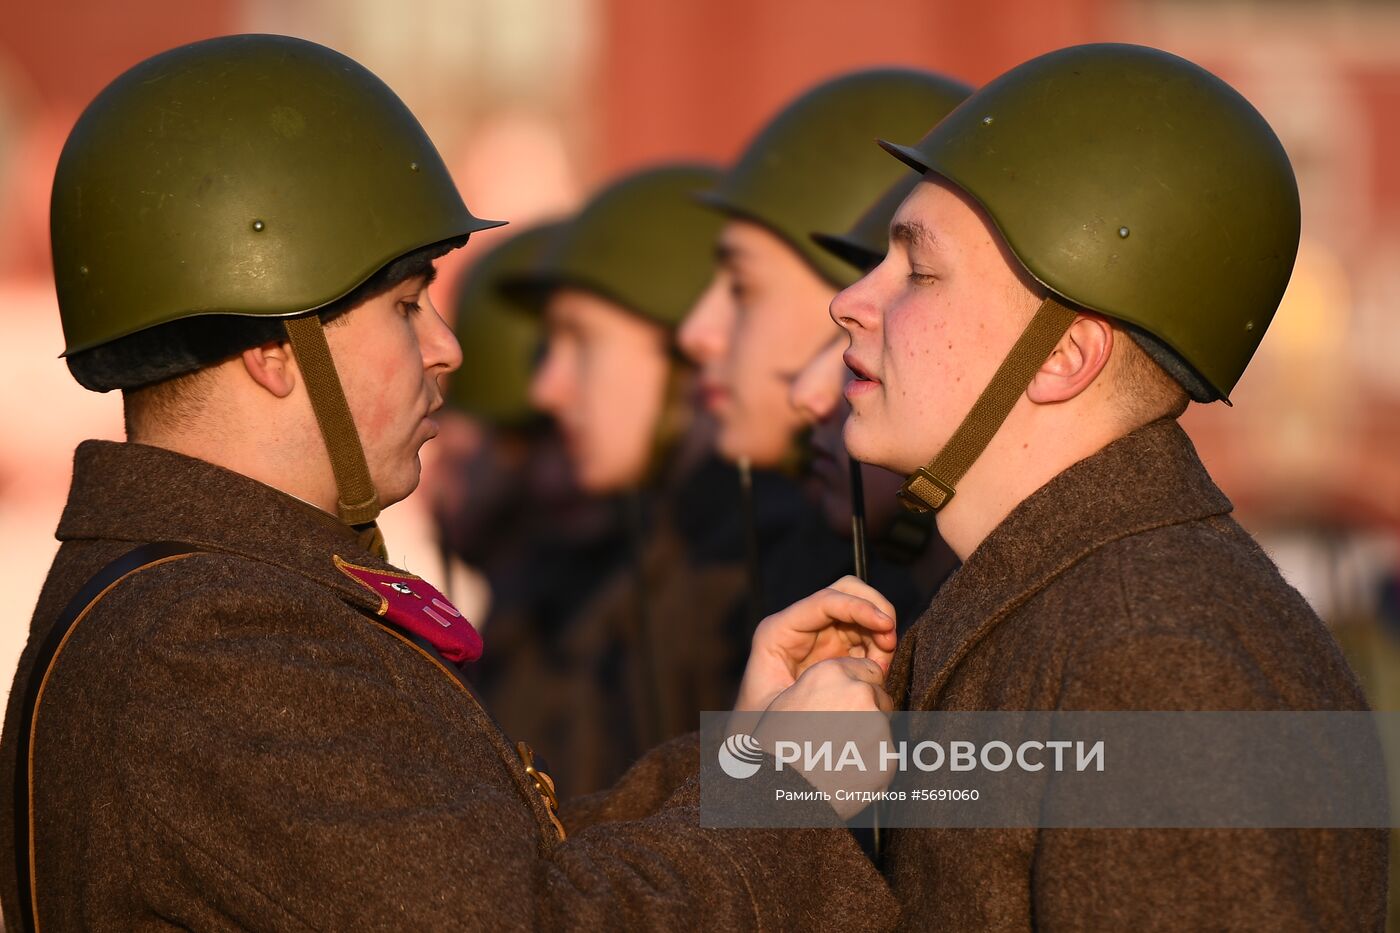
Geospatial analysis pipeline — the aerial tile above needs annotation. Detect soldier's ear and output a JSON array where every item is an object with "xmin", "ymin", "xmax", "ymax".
[
  {"xmin": 240, "ymin": 339, "xmax": 298, "ymax": 399},
  {"xmin": 1026, "ymin": 313, "xmax": 1113, "ymax": 405}
]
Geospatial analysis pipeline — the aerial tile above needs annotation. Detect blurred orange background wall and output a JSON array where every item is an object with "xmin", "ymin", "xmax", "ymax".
[{"xmin": 1, "ymin": 0, "xmax": 1397, "ymax": 697}]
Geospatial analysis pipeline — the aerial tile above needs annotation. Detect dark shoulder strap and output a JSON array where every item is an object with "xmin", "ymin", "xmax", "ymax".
[{"xmin": 14, "ymin": 541, "xmax": 202, "ymax": 933}]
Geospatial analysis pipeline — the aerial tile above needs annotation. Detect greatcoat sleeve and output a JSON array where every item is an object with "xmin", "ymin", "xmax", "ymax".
[
  {"xmin": 97, "ymin": 571, "xmax": 894, "ymax": 931},
  {"xmin": 558, "ymin": 732, "xmax": 701, "ymax": 832}
]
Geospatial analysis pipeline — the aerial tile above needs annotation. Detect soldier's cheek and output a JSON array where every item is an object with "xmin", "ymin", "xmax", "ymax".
[{"xmin": 351, "ymin": 370, "xmax": 414, "ymax": 444}]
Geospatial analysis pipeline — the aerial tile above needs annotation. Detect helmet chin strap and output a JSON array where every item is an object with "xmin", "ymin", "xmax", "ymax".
[
  {"xmin": 898, "ymin": 295, "xmax": 1077, "ymax": 514},
  {"xmin": 283, "ymin": 315, "xmax": 385, "ymax": 554}
]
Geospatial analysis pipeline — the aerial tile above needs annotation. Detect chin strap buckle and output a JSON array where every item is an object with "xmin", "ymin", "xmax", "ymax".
[{"xmin": 898, "ymin": 468, "xmax": 956, "ymax": 514}]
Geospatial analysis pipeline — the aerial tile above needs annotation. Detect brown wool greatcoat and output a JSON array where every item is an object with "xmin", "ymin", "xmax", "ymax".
[
  {"xmin": 884, "ymin": 419, "xmax": 1388, "ymax": 931},
  {"xmin": 0, "ymin": 440, "xmax": 895, "ymax": 931}
]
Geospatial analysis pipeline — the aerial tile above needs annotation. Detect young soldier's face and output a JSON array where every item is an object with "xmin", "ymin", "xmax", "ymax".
[
  {"xmin": 682, "ymin": 220, "xmax": 838, "ymax": 467},
  {"xmin": 676, "ymin": 266, "xmax": 736, "ymax": 418},
  {"xmin": 833, "ymin": 176, "xmax": 1040, "ymax": 475},
  {"xmin": 530, "ymin": 288, "xmax": 671, "ymax": 493},
  {"xmin": 327, "ymin": 271, "xmax": 462, "ymax": 507}
]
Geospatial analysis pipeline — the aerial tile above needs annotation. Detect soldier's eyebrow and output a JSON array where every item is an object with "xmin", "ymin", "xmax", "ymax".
[
  {"xmin": 715, "ymin": 240, "xmax": 754, "ymax": 276},
  {"xmin": 398, "ymin": 266, "xmax": 437, "ymax": 293},
  {"xmin": 890, "ymin": 220, "xmax": 940, "ymax": 254},
  {"xmin": 714, "ymin": 241, "xmax": 740, "ymax": 266}
]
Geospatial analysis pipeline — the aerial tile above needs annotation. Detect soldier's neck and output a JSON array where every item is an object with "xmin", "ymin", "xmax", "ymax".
[
  {"xmin": 126, "ymin": 425, "xmax": 341, "ymax": 519},
  {"xmin": 932, "ymin": 407, "xmax": 1126, "ymax": 561}
]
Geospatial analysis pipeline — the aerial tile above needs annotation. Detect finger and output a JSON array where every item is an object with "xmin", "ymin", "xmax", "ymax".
[
  {"xmin": 860, "ymin": 637, "xmax": 895, "ymax": 675},
  {"xmin": 774, "ymin": 594, "xmax": 894, "ymax": 651},
  {"xmin": 828, "ymin": 623, "xmax": 896, "ymax": 671},
  {"xmin": 824, "ymin": 656, "xmax": 885, "ymax": 687},
  {"xmin": 800, "ymin": 590, "xmax": 896, "ymax": 636},
  {"xmin": 825, "ymin": 575, "xmax": 898, "ymax": 625},
  {"xmin": 839, "ymin": 621, "xmax": 897, "ymax": 654}
]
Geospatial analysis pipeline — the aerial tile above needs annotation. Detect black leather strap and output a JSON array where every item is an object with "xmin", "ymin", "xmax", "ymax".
[{"xmin": 14, "ymin": 541, "xmax": 201, "ymax": 933}]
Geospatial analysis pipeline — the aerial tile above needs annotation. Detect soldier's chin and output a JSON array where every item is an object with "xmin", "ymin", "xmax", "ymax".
[
  {"xmin": 716, "ymin": 418, "xmax": 791, "ymax": 471},
  {"xmin": 574, "ymin": 451, "xmax": 637, "ymax": 495},
  {"xmin": 575, "ymin": 468, "xmax": 613, "ymax": 494},
  {"xmin": 375, "ymin": 457, "xmax": 423, "ymax": 510},
  {"xmin": 841, "ymin": 416, "xmax": 874, "ymax": 465},
  {"xmin": 842, "ymin": 418, "xmax": 898, "ymax": 477},
  {"xmin": 714, "ymin": 419, "xmax": 748, "ymax": 465}
]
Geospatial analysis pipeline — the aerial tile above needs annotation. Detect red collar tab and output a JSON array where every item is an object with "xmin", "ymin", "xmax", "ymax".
[{"xmin": 333, "ymin": 556, "xmax": 483, "ymax": 663}]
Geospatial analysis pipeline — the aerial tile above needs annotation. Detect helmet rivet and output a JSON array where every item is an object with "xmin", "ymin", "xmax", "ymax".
[
  {"xmin": 1118, "ymin": 226, "xmax": 1130, "ymax": 238},
  {"xmin": 409, "ymin": 161, "xmax": 420, "ymax": 172},
  {"xmin": 251, "ymin": 219, "xmax": 266, "ymax": 232},
  {"xmin": 981, "ymin": 115, "xmax": 994, "ymax": 126},
  {"xmin": 78, "ymin": 265, "xmax": 89, "ymax": 276},
  {"xmin": 1245, "ymin": 320, "xmax": 1255, "ymax": 331}
]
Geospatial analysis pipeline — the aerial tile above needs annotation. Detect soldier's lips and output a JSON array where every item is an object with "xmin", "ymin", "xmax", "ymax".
[
  {"xmin": 844, "ymin": 377, "xmax": 879, "ymax": 401},
  {"xmin": 698, "ymin": 380, "xmax": 731, "ymax": 413},
  {"xmin": 420, "ymin": 398, "xmax": 443, "ymax": 438},
  {"xmin": 842, "ymin": 352, "xmax": 879, "ymax": 401}
]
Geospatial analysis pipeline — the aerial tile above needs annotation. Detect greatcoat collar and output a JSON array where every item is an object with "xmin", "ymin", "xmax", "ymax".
[
  {"xmin": 58, "ymin": 440, "xmax": 405, "ymax": 620},
  {"xmin": 890, "ymin": 418, "xmax": 1233, "ymax": 710}
]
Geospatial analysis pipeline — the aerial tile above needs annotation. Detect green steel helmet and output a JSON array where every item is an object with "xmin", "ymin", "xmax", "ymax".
[
  {"xmin": 530, "ymin": 164, "xmax": 723, "ymax": 330},
  {"xmin": 52, "ymin": 33, "xmax": 503, "ymax": 361},
  {"xmin": 702, "ymin": 69, "xmax": 972, "ymax": 288},
  {"xmin": 811, "ymin": 172, "xmax": 921, "ymax": 273},
  {"xmin": 879, "ymin": 43, "xmax": 1300, "ymax": 402},
  {"xmin": 447, "ymin": 223, "xmax": 558, "ymax": 426}
]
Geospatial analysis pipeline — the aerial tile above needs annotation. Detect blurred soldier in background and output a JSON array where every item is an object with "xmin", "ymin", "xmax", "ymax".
[
  {"xmin": 679, "ymin": 68, "xmax": 970, "ymax": 623},
  {"xmin": 0, "ymin": 34, "xmax": 912, "ymax": 928},
  {"xmin": 525, "ymin": 164, "xmax": 756, "ymax": 793},
  {"xmin": 837, "ymin": 43, "xmax": 1386, "ymax": 927},
  {"xmin": 428, "ymin": 223, "xmax": 629, "ymax": 779}
]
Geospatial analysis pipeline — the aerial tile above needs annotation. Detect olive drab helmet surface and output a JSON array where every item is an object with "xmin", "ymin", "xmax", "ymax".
[
  {"xmin": 879, "ymin": 43, "xmax": 1300, "ymax": 402},
  {"xmin": 701, "ymin": 69, "xmax": 972, "ymax": 289},
  {"xmin": 446, "ymin": 224, "xmax": 558, "ymax": 426},
  {"xmin": 528, "ymin": 164, "xmax": 725, "ymax": 330},
  {"xmin": 52, "ymin": 33, "xmax": 502, "ymax": 357},
  {"xmin": 810, "ymin": 173, "xmax": 922, "ymax": 274},
  {"xmin": 876, "ymin": 44, "xmax": 1300, "ymax": 514},
  {"xmin": 51, "ymin": 34, "xmax": 504, "ymax": 533},
  {"xmin": 810, "ymin": 78, "xmax": 972, "ymax": 274}
]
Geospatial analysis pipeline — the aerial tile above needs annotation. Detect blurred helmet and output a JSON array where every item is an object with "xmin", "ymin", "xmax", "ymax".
[
  {"xmin": 811, "ymin": 173, "xmax": 921, "ymax": 274},
  {"xmin": 447, "ymin": 224, "xmax": 558, "ymax": 426},
  {"xmin": 880, "ymin": 43, "xmax": 1299, "ymax": 402},
  {"xmin": 53, "ymin": 33, "xmax": 501, "ymax": 367},
  {"xmin": 702, "ymin": 69, "xmax": 972, "ymax": 288},
  {"xmin": 528, "ymin": 164, "xmax": 724, "ymax": 330}
]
